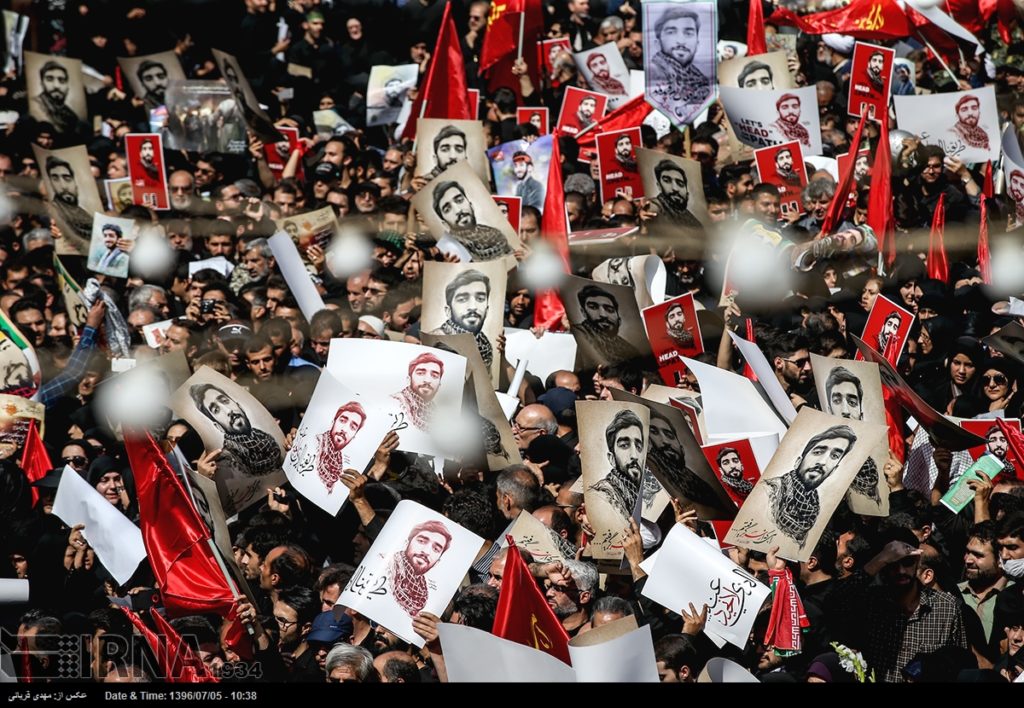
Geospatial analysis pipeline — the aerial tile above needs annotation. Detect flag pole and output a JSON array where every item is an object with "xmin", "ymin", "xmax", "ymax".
[
  {"xmin": 517, "ymin": 13, "xmax": 526, "ymax": 61},
  {"xmin": 913, "ymin": 30, "xmax": 958, "ymax": 86}
]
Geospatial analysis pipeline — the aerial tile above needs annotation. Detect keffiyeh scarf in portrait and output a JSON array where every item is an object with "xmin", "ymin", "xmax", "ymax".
[
  {"xmin": 952, "ymin": 120, "xmax": 989, "ymax": 150},
  {"xmin": 574, "ymin": 320, "xmax": 641, "ymax": 364},
  {"xmin": 721, "ymin": 472, "xmax": 754, "ymax": 497},
  {"xmin": 391, "ymin": 385, "xmax": 434, "ymax": 431},
  {"xmin": 438, "ymin": 318, "xmax": 493, "ymax": 368},
  {"xmin": 222, "ymin": 427, "xmax": 283, "ymax": 476},
  {"xmin": 648, "ymin": 445, "xmax": 721, "ymax": 508},
  {"xmin": 316, "ymin": 431, "xmax": 347, "ymax": 493},
  {"xmin": 766, "ymin": 469, "xmax": 821, "ymax": 548},
  {"xmin": 388, "ymin": 550, "xmax": 430, "ymax": 618},
  {"xmin": 849, "ymin": 458, "xmax": 881, "ymax": 504},
  {"xmin": 449, "ymin": 223, "xmax": 513, "ymax": 261},
  {"xmin": 588, "ymin": 467, "xmax": 640, "ymax": 520},
  {"xmin": 649, "ymin": 52, "xmax": 712, "ymax": 112}
]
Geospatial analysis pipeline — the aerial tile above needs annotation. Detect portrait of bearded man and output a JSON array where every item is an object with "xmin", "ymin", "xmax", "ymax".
[
  {"xmin": 427, "ymin": 269, "xmax": 494, "ymax": 369},
  {"xmin": 388, "ymin": 520, "xmax": 452, "ymax": 617},
  {"xmin": 390, "ymin": 352, "xmax": 445, "ymax": 432},
  {"xmin": 950, "ymin": 94, "xmax": 989, "ymax": 151},
  {"xmin": 316, "ymin": 401, "xmax": 367, "ymax": 493},
  {"xmin": 772, "ymin": 93, "xmax": 811, "ymax": 148}
]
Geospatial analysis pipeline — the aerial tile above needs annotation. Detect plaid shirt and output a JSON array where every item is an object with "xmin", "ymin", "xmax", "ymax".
[
  {"xmin": 862, "ymin": 585, "xmax": 967, "ymax": 683},
  {"xmin": 38, "ymin": 326, "xmax": 98, "ymax": 409}
]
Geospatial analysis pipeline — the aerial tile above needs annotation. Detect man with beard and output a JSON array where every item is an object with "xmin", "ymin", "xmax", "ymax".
[
  {"xmin": 93, "ymin": 223, "xmax": 130, "ymax": 275},
  {"xmin": 388, "ymin": 520, "xmax": 452, "ymax": 617},
  {"xmin": 984, "ymin": 425, "xmax": 1016, "ymax": 477},
  {"xmin": 649, "ymin": 159, "xmax": 702, "ymax": 229},
  {"xmin": 428, "ymin": 269, "xmax": 494, "ymax": 368},
  {"xmin": 316, "ymin": 401, "xmax": 367, "ymax": 494},
  {"xmin": 604, "ymin": 257, "xmax": 634, "ymax": 287},
  {"xmin": 772, "ymin": 93, "xmax": 811, "ymax": 147},
  {"xmin": 716, "ymin": 447, "xmax": 753, "ymax": 500},
  {"xmin": 189, "ymin": 382, "xmax": 283, "ymax": 509},
  {"xmin": 773, "ymin": 147, "xmax": 802, "ymax": 188},
  {"xmin": 663, "ymin": 301, "xmax": 695, "ymax": 350},
  {"xmin": 603, "ymin": 133, "xmax": 639, "ymax": 199},
  {"xmin": 585, "ymin": 51, "xmax": 625, "ymax": 95},
  {"xmin": 571, "ymin": 285, "xmax": 641, "ymax": 365},
  {"xmin": 588, "ymin": 409, "xmax": 646, "ymax": 520},
  {"xmin": 1008, "ymin": 169, "xmax": 1024, "ymax": 227},
  {"xmin": 958, "ymin": 522, "xmax": 1010, "ymax": 642},
  {"xmin": 135, "ymin": 138, "xmax": 160, "ymax": 181},
  {"xmin": 431, "ymin": 181, "xmax": 512, "ymax": 261},
  {"xmin": 426, "ymin": 125, "xmax": 468, "ymax": 179},
  {"xmin": 32, "ymin": 61, "xmax": 80, "ymax": 134},
  {"xmin": 45, "ymin": 155, "xmax": 93, "ymax": 249},
  {"xmin": 825, "ymin": 366, "xmax": 881, "ymax": 505},
  {"xmin": 876, "ymin": 311, "xmax": 903, "ymax": 354},
  {"xmin": 391, "ymin": 352, "xmax": 444, "ymax": 432},
  {"xmin": 950, "ymin": 94, "xmax": 989, "ymax": 151},
  {"xmin": 892, "ymin": 62, "xmax": 914, "ymax": 96},
  {"xmin": 136, "ymin": 59, "xmax": 169, "ymax": 111},
  {"xmin": 648, "ymin": 409, "xmax": 721, "ymax": 508},
  {"xmin": 765, "ymin": 425, "xmax": 857, "ymax": 548},
  {"xmin": 646, "ymin": 8, "xmax": 711, "ymax": 121},
  {"xmin": 851, "ymin": 50, "xmax": 887, "ymax": 118},
  {"xmin": 568, "ymin": 95, "xmax": 599, "ymax": 135},
  {"xmin": 770, "ymin": 332, "xmax": 813, "ymax": 403},
  {"xmin": 512, "ymin": 152, "xmax": 543, "ymax": 210},
  {"xmin": 737, "ymin": 60, "xmax": 774, "ymax": 90}
]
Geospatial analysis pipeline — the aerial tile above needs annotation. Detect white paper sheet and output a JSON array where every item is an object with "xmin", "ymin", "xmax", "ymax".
[
  {"xmin": 728, "ymin": 331, "xmax": 797, "ymax": 424},
  {"xmin": 439, "ymin": 623, "xmax": 575, "ymax": 682},
  {"xmin": 681, "ymin": 357, "xmax": 788, "ymax": 441},
  {"xmin": 503, "ymin": 328, "xmax": 578, "ymax": 384},
  {"xmin": 268, "ymin": 231, "xmax": 326, "ymax": 322}
]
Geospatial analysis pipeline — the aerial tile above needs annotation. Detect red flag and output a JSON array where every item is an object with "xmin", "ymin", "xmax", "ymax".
[
  {"xmin": 747, "ymin": 0, "xmax": 768, "ymax": 56},
  {"xmin": 764, "ymin": 567, "xmax": 808, "ymax": 653},
  {"xmin": 20, "ymin": 419, "xmax": 51, "ymax": 505},
  {"xmin": 126, "ymin": 433, "xmax": 236, "ymax": 616},
  {"xmin": 884, "ymin": 390, "xmax": 906, "ymax": 464},
  {"xmin": 150, "ymin": 608, "xmax": 219, "ymax": 682},
  {"xmin": 492, "ymin": 541, "xmax": 571, "ymax": 664},
  {"xmin": 118, "ymin": 607, "xmax": 168, "ymax": 677},
  {"xmin": 821, "ymin": 113, "xmax": 868, "ymax": 236},
  {"xmin": 982, "ymin": 161, "xmax": 994, "ymax": 198},
  {"xmin": 573, "ymin": 94, "xmax": 653, "ymax": 148},
  {"xmin": 978, "ymin": 195, "xmax": 991, "ymax": 285},
  {"xmin": 867, "ymin": 112, "xmax": 895, "ymax": 266},
  {"xmin": 769, "ymin": 0, "xmax": 914, "ymax": 39},
  {"xmin": 742, "ymin": 319, "xmax": 758, "ymax": 382},
  {"xmin": 535, "ymin": 136, "xmax": 570, "ymax": 330},
  {"xmin": 399, "ymin": 3, "xmax": 472, "ymax": 141},
  {"xmin": 995, "ymin": 418, "xmax": 1024, "ymax": 481},
  {"xmin": 480, "ymin": 0, "xmax": 543, "ymax": 72},
  {"xmin": 996, "ymin": 0, "xmax": 1017, "ymax": 44},
  {"xmin": 927, "ymin": 193, "xmax": 949, "ymax": 283}
]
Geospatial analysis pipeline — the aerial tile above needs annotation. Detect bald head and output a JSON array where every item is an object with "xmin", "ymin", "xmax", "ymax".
[
  {"xmin": 513, "ymin": 404, "xmax": 558, "ymax": 452},
  {"xmin": 533, "ymin": 505, "xmax": 574, "ymax": 540},
  {"xmin": 553, "ymin": 370, "xmax": 581, "ymax": 392},
  {"xmin": 373, "ymin": 651, "xmax": 420, "ymax": 683}
]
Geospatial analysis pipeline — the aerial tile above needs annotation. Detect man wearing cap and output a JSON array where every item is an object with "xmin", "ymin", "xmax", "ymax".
[
  {"xmin": 585, "ymin": 50, "xmax": 626, "ymax": 95},
  {"xmin": 950, "ymin": 94, "xmax": 989, "ymax": 151},
  {"xmin": 431, "ymin": 180, "xmax": 512, "ymax": 261},
  {"xmin": 772, "ymin": 93, "xmax": 811, "ymax": 147},
  {"xmin": 512, "ymin": 151, "xmax": 543, "ymax": 210}
]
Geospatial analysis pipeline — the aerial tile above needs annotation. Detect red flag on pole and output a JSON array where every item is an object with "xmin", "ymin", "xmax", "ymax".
[
  {"xmin": 573, "ymin": 94, "xmax": 653, "ymax": 148},
  {"xmin": 20, "ymin": 419, "xmax": 51, "ymax": 505},
  {"xmin": 821, "ymin": 113, "xmax": 868, "ymax": 236},
  {"xmin": 982, "ymin": 160, "xmax": 994, "ymax": 198},
  {"xmin": 978, "ymin": 195, "xmax": 991, "ymax": 285},
  {"xmin": 995, "ymin": 418, "xmax": 1024, "ymax": 480},
  {"xmin": 399, "ymin": 2, "xmax": 472, "ymax": 141},
  {"xmin": 769, "ymin": 0, "xmax": 914, "ymax": 39},
  {"xmin": 149, "ymin": 608, "xmax": 219, "ymax": 682},
  {"xmin": 534, "ymin": 136, "xmax": 570, "ymax": 330},
  {"xmin": 492, "ymin": 541, "xmax": 571, "ymax": 664},
  {"xmin": 867, "ymin": 112, "xmax": 895, "ymax": 266},
  {"xmin": 747, "ymin": 0, "xmax": 768, "ymax": 56},
  {"xmin": 126, "ymin": 433, "xmax": 236, "ymax": 616},
  {"xmin": 480, "ymin": 0, "xmax": 543, "ymax": 72},
  {"xmin": 927, "ymin": 193, "xmax": 949, "ymax": 283}
]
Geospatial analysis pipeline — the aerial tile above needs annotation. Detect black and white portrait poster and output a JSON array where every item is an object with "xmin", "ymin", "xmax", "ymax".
[
  {"xmin": 366, "ymin": 64, "xmax": 418, "ymax": 127},
  {"xmin": 724, "ymin": 407, "xmax": 886, "ymax": 562},
  {"xmin": 577, "ymin": 399, "xmax": 651, "ymax": 560},
  {"xmin": 1002, "ymin": 126, "xmax": 1024, "ymax": 228},
  {"xmin": 893, "ymin": 86, "xmax": 1000, "ymax": 164},
  {"xmin": 411, "ymin": 161, "xmax": 521, "ymax": 263},
  {"xmin": 414, "ymin": 118, "xmax": 489, "ymax": 182},
  {"xmin": 163, "ymin": 81, "xmax": 248, "ymax": 155},
  {"xmin": 326, "ymin": 339, "xmax": 467, "ymax": 457},
  {"xmin": 336, "ymin": 500, "xmax": 483, "ymax": 647},
  {"xmin": 421, "ymin": 259, "xmax": 507, "ymax": 388},
  {"xmin": 591, "ymin": 254, "xmax": 667, "ymax": 310},
  {"xmin": 559, "ymin": 274, "xmax": 652, "ymax": 369},
  {"xmin": 574, "ymin": 43, "xmax": 631, "ymax": 110},
  {"xmin": 810, "ymin": 353, "xmax": 891, "ymax": 516},
  {"xmin": 718, "ymin": 51, "xmax": 794, "ymax": 91},
  {"xmin": 642, "ymin": 1, "xmax": 717, "ymax": 129},
  {"xmin": 284, "ymin": 370, "xmax": 391, "ymax": 516},
  {"xmin": 33, "ymin": 144, "xmax": 103, "ymax": 257},
  {"xmin": 210, "ymin": 48, "xmax": 283, "ymax": 144},
  {"xmin": 171, "ymin": 366, "xmax": 286, "ymax": 517},
  {"xmin": 24, "ymin": 51, "xmax": 87, "ymax": 134},
  {"xmin": 637, "ymin": 147, "xmax": 710, "ymax": 228},
  {"xmin": 719, "ymin": 84, "xmax": 823, "ymax": 156},
  {"xmin": 118, "ymin": 51, "xmax": 187, "ymax": 112}
]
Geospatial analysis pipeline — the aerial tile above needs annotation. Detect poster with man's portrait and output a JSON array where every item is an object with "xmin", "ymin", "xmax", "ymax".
[
  {"xmin": 163, "ymin": 81, "xmax": 248, "ymax": 155},
  {"xmin": 33, "ymin": 144, "xmax": 103, "ymax": 257},
  {"xmin": 836, "ymin": 147, "xmax": 872, "ymax": 208},
  {"xmin": 637, "ymin": 147, "xmax": 710, "ymax": 228},
  {"xmin": 642, "ymin": 293, "xmax": 703, "ymax": 387},
  {"xmin": 0, "ymin": 330, "xmax": 37, "ymax": 398},
  {"xmin": 87, "ymin": 214, "xmax": 136, "ymax": 279},
  {"xmin": 592, "ymin": 254, "xmax": 666, "ymax": 310},
  {"xmin": 125, "ymin": 133, "xmax": 169, "ymax": 210},
  {"xmin": 366, "ymin": 64, "xmax": 418, "ymax": 127},
  {"xmin": 724, "ymin": 407, "xmax": 887, "ymax": 562},
  {"xmin": 716, "ymin": 40, "xmax": 746, "ymax": 62},
  {"xmin": 264, "ymin": 125, "xmax": 302, "ymax": 182},
  {"xmin": 24, "ymin": 51, "xmax": 87, "ymax": 135},
  {"xmin": 488, "ymin": 134, "xmax": 553, "ymax": 213},
  {"xmin": 847, "ymin": 42, "xmax": 895, "ymax": 122},
  {"xmin": 857, "ymin": 294, "xmax": 914, "ymax": 361},
  {"xmin": 411, "ymin": 161, "xmax": 521, "ymax": 263},
  {"xmin": 421, "ymin": 260, "xmax": 507, "ymax": 387},
  {"xmin": 537, "ymin": 37, "xmax": 571, "ymax": 78},
  {"xmin": 171, "ymin": 366, "xmax": 286, "ymax": 517},
  {"xmin": 104, "ymin": 178, "xmax": 133, "ymax": 214},
  {"xmin": 276, "ymin": 206, "xmax": 338, "ymax": 255},
  {"xmin": 284, "ymin": 370, "xmax": 391, "ymax": 516},
  {"xmin": 719, "ymin": 85, "xmax": 822, "ymax": 156},
  {"xmin": 516, "ymin": 107, "xmax": 549, "ymax": 135},
  {"xmin": 958, "ymin": 419, "xmax": 1022, "ymax": 476},
  {"xmin": 700, "ymin": 438, "xmax": 762, "ymax": 509},
  {"xmin": 556, "ymin": 87, "xmax": 608, "ymax": 139},
  {"xmin": 891, "ymin": 58, "xmax": 915, "ymax": 96},
  {"xmin": 893, "ymin": 86, "xmax": 1000, "ymax": 164},
  {"xmin": 0, "ymin": 395, "xmax": 43, "ymax": 460},
  {"xmin": 577, "ymin": 399, "xmax": 651, "ymax": 560},
  {"xmin": 718, "ymin": 51, "xmax": 793, "ymax": 91},
  {"xmin": 493, "ymin": 196, "xmax": 521, "ymax": 234},
  {"xmin": 754, "ymin": 141, "xmax": 807, "ymax": 218},
  {"xmin": 336, "ymin": 500, "xmax": 483, "ymax": 647},
  {"xmin": 610, "ymin": 388, "xmax": 736, "ymax": 520},
  {"xmin": 595, "ymin": 128, "xmax": 644, "ymax": 203},
  {"xmin": 574, "ymin": 43, "xmax": 631, "ymax": 110},
  {"xmin": 642, "ymin": 1, "xmax": 717, "ymax": 129},
  {"xmin": 560, "ymin": 275, "xmax": 652, "ymax": 370},
  {"xmin": 210, "ymin": 48, "xmax": 283, "ymax": 144},
  {"xmin": 414, "ymin": 118, "xmax": 489, "ymax": 182},
  {"xmin": 811, "ymin": 354, "xmax": 891, "ymax": 516},
  {"xmin": 118, "ymin": 51, "xmax": 186, "ymax": 112},
  {"xmin": 1002, "ymin": 140, "xmax": 1024, "ymax": 229},
  {"xmin": 326, "ymin": 339, "xmax": 467, "ymax": 457}
]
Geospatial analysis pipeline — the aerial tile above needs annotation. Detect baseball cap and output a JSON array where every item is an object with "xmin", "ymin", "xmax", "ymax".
[
  {"xmin": 308, "ymin": 611, "xmax": 352, "ymax": 644},
  {"xmin": 218, "ymin": 323, "xmax": 253, "ymax": 343},
  {"xmin": 313, "ymin": 161, "xmax": 342, "ymax": 182}
]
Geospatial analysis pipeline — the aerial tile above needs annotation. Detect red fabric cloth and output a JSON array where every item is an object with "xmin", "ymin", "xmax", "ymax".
[
  {"xmin": 480, "ymin": 0, "xmax": 543, "ymax": 72},
  {"xmin": 747, "ymin": 0, "xmax": 768, "ymax": 55},
  {"xmin": 769, "ymin": 0, "xmax": 914, "ymax": 40},
  {"xmin": 995, "ymin": 418, "xmax": 1024, "ymax": 481},
  {"xmin": 764, "ymin": 567, "xmax": 808, "ymax": 654},
  {"xmin": 822, "ymin": 113, "xmax": 868, "ymax": 236},
  {"xmin": 978, "ymin": 195, "xmax": 991, "ymax": 285},
  {"xmin": 149, "ymin": 608, "xmax": 219, "ymax": 683},
  {"xmin": 399, "ymin": 2, "xmax": 472, "ymax": 141},
  {"xmin": 20, "ymin": 419, "xmax": 50, "ymax": 505},
  {"xmin": 867, "ymin": 112, "xmax": 895, "ymax": 266},
  {"xmin": 492, "ymin": 541, "xmax": 571, "ymax": 664},
  {"xmin": 534, "ymin": 136, "xmax": 570, "ymax": 330},
  {"xmin": 573, "ymin": 94, "xmax": 653, "ymax": 149},
  {"xmin": 927, "ymin": 193, "xmax": 949, "ymax": 282},
  {"xmin": 126, "ymin": 433, "xmax": 236, "ymax": 616}
]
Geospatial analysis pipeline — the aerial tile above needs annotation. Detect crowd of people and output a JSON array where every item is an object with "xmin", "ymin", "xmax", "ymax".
[{"xmin": 2, "ymin": 0, "xmax": 1024, "ymax": 687}]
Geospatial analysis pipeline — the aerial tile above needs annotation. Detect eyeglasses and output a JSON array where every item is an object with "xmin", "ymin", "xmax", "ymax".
[
  {"xmin": 195, "ymin": 166, "xmax": 215, "ymax": 174},
  {"xmin": 62, "ymin": 455, "xmax": 88, "ymax": 466},
  {"xmin": 512, "ymin": 421, "xmax": 544, "ymax": 433},
  {"xmin": 170, "ymin": 185, "xmax": 191, "ymax": 193},
  {"xmin": 274, "ymin": 616, "xmax": 297, "ymax": 629},
  {"xmin": 783, "ymin": 356, "xmax": 811, "ymax": 368},
  {"xmin": 984, "ymin": 374, "xmax": 1008, "ymax": 386}
]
